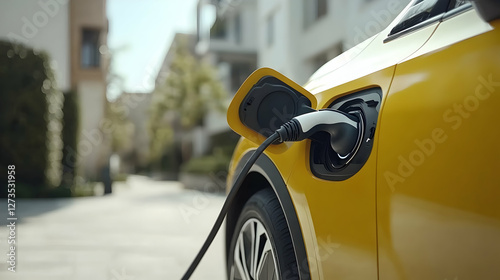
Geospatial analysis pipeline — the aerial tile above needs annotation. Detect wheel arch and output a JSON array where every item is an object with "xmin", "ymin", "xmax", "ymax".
[{"xmin": 226, "ymin": 151, "xmax": 311, "ymax": 279}]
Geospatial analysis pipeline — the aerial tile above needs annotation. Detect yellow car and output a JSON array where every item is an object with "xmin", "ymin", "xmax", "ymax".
[{"xmin": 224, "ymin": 0, "xmax": 500, "ymax": 279}]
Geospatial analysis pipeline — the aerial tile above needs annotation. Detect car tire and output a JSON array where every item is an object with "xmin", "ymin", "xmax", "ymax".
[{"xmin": 227, "ymin": 188, "xmax": 299, "ymax": 280}]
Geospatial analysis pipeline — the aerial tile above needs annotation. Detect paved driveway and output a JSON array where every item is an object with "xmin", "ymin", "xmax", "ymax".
[{"xmin": 0, "ymin": 176, "xmax": 226, "ymax": 280}]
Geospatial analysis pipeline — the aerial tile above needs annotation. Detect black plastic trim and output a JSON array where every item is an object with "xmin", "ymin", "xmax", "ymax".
[
  {"xmin": 231, "ymin": 152, "xmax": 311, "ymax": 279},
  {"xmin": 384, "ymin": 1, "xmax": 476, "ymax": 43},
  {"xmin": 385, "ymin": 0, "xmax": 452, "ymax": 43},
  {"xmin": 384, "ymin": 13, "xmax": 444, "ymax": 43}
]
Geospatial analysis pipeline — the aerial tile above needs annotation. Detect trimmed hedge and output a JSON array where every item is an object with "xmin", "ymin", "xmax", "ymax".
[
  {"xmin": 180, "ymin": 148, "xmax": 231, "ymax": 175},
  {"xmin": 61, "ymin": 90, "xmax": 79, "ymax": 187},
  {"xmin": 180, "ymin": 130, "xmax": 239, "ymax": 176},
  {"xmin": 209, "ymin": 129, "xmax": 240, "ymax": 156},
  {"xmin": 0, "ymin": 41, "xmax": 63, "ymax": 197}
]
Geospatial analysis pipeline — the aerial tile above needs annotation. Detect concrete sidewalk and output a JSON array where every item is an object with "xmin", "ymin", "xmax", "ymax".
[{"xmin": 0, "ymin": 176, "xmax": 226, "ymax": 280}]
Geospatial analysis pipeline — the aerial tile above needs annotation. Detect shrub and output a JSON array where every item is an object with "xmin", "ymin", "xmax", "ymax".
[
  {"xmin": 61, "ymin": 90, "xmax": 79, "ymax": 187},
  {"xmin": 113, "ymin": 173, "xmax": 128, "ymax": 182},
  {"xmin": 181, "ymin": 149, "xmax": 231, "ymax": 175},
  {"xmin": 209, "ymin": 130, "xmax": 240, "ymax": 157},
  {"xmin": 0, "ymin": 41, "xmax": 63, "ymax": 197}
]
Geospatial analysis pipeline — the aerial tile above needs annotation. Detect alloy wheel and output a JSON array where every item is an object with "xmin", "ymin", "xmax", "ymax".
[{"xmin": 230, "ymin": 218, "xmax": 279, "ymax": 280}]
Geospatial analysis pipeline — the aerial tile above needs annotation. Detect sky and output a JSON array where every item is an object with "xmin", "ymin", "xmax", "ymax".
[{"xmin": 107, "ymin": 0, "xmax": 199, "ymax": 97}]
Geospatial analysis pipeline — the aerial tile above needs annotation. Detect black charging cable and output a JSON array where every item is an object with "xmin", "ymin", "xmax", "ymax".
[
  {"xmin": 181, "ymin": 132, "xmax": 280, "ymax": 280},
  {"xmin": 181, "ymin": 109, "xmax": 360, "ymax": 279}
]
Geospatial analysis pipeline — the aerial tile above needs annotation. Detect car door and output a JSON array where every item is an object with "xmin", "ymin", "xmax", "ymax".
[{"xmin": 377, "ymin": 1, "xmax": 500, "ymax": 279}]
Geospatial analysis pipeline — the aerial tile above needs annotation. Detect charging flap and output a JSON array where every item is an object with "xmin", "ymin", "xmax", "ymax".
[{"xmin": 227, "ymin": 68, "xmax": 317, "ymax": 147}]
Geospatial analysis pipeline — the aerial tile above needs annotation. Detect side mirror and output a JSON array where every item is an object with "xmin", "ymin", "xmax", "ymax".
[{"xmin": 227, "ymin": 68, "xmax": 317, "ymax": 146}]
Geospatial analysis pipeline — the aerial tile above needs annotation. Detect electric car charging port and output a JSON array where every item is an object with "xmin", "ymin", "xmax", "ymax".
[{"xmin": 310, "ymin": 88, "xmax": 382, "ymax": 181}]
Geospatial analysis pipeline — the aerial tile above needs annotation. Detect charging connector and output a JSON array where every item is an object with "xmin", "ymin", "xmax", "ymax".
[{"xmin": 276, "ymin": 109, "xmax": 361, "ymax": 157}]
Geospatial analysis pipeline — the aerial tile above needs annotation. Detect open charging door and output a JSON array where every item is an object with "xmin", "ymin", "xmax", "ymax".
[{"xmin": 227, "ymin": 68, "xmax": 317, "ymax": 151}]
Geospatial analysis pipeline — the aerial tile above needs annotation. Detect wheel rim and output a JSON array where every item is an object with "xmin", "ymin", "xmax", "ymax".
[{"xmin": 231, "ymin": 218, "xmax": 279, "ymax": 280}]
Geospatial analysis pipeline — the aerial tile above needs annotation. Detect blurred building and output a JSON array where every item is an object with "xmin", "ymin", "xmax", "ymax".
[
  {"xmin": 0, "ymin": 0, "xmax": 110, "ymax": 181},
  {"xmin": 164, "ymin": 0, "xmax": 258, "ymax": 157},
  {"xmin": 197, "ymin": 0, "xmax": 408, "ymax": 85},
  {"xmin": 196, "ymin": 0, "xmax": 258, "ymax": 95},
  {"xmin": 258, "ymin": 0, "xmax": 410, "ymax": 84},
  {"xmin": 114, "ymin": 92, "xmax": 152, "ymax": 174},
  {"xmin": 196, "ymin": 0, "xmax": 257, "ymax": 146}
]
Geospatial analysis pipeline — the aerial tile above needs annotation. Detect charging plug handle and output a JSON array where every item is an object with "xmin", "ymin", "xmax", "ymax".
[{"xmin": 276, "ymin": 109, "xmax": 361, "ymax": 157}]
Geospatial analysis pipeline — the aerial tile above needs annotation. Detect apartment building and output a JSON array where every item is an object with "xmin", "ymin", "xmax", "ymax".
[
  {"xmin": 258, "ymin": 0, "xmax": 409, "ymax": 85},
  {"xmin": 197, "ymin": 0, "xmax": 408, "ymax": 85},
  {"xmin": 197, "ymin": 0, "xmax": 258, "ymax": 95},
  {"xmin": 190, "ymin": 0, "xmax": 258, "ymax": 156}
]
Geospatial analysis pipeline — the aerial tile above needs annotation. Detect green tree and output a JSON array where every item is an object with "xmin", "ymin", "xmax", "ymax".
[
  {"xmin": 104, "ymin": 46, "xmax": 129, "ymax": 153},
  {"xmin": 105, "ymin": 98, "xmax": 134, "ymax": 153},
  {"xmin": 149, "ymin": 40, "xmax": 227, "ymax": 167}
]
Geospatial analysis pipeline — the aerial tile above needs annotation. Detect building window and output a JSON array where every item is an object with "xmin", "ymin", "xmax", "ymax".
[
  {"xmin": 318, "ymin": 0, "xmax": 327, "ymax": 17},
  {"xmin": 267, "ymin": 13, "xmax": 274, "ymax": 47},
  {"xmin": 210, "ymin": 18, "xmax": 227, "ymax": 39},
  {"xmin": 230, "ymin": 62, "xmax": 254, "ymax": 93},
  {"xmin": 235, "ymin": 13, "xmax": 242, "ymax": 44},
  {"xmin": 81, "ymin": 29, "xmax": 100, "ymax": 68},
  {"xmin": 304, "ymin": 0, "xmax": 328, "ymax": 28},
  {"xmin": 312, "ymin": 52, "xmax": 329, "ymax": 72}
]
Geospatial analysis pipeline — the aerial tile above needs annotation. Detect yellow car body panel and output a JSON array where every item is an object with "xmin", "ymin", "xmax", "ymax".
[
  {"xmin": 377, "ymin": 11, "xmax": 500, "ymax": 279},
  {"xmin": 226, "ymin": 4, "xmax": 500, "ymax": 280}
]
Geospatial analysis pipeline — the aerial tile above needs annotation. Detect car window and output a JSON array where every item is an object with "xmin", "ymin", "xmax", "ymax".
[{"xmin": 389, "ymin": 0, "xmax": 450, "ymax": 36}]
